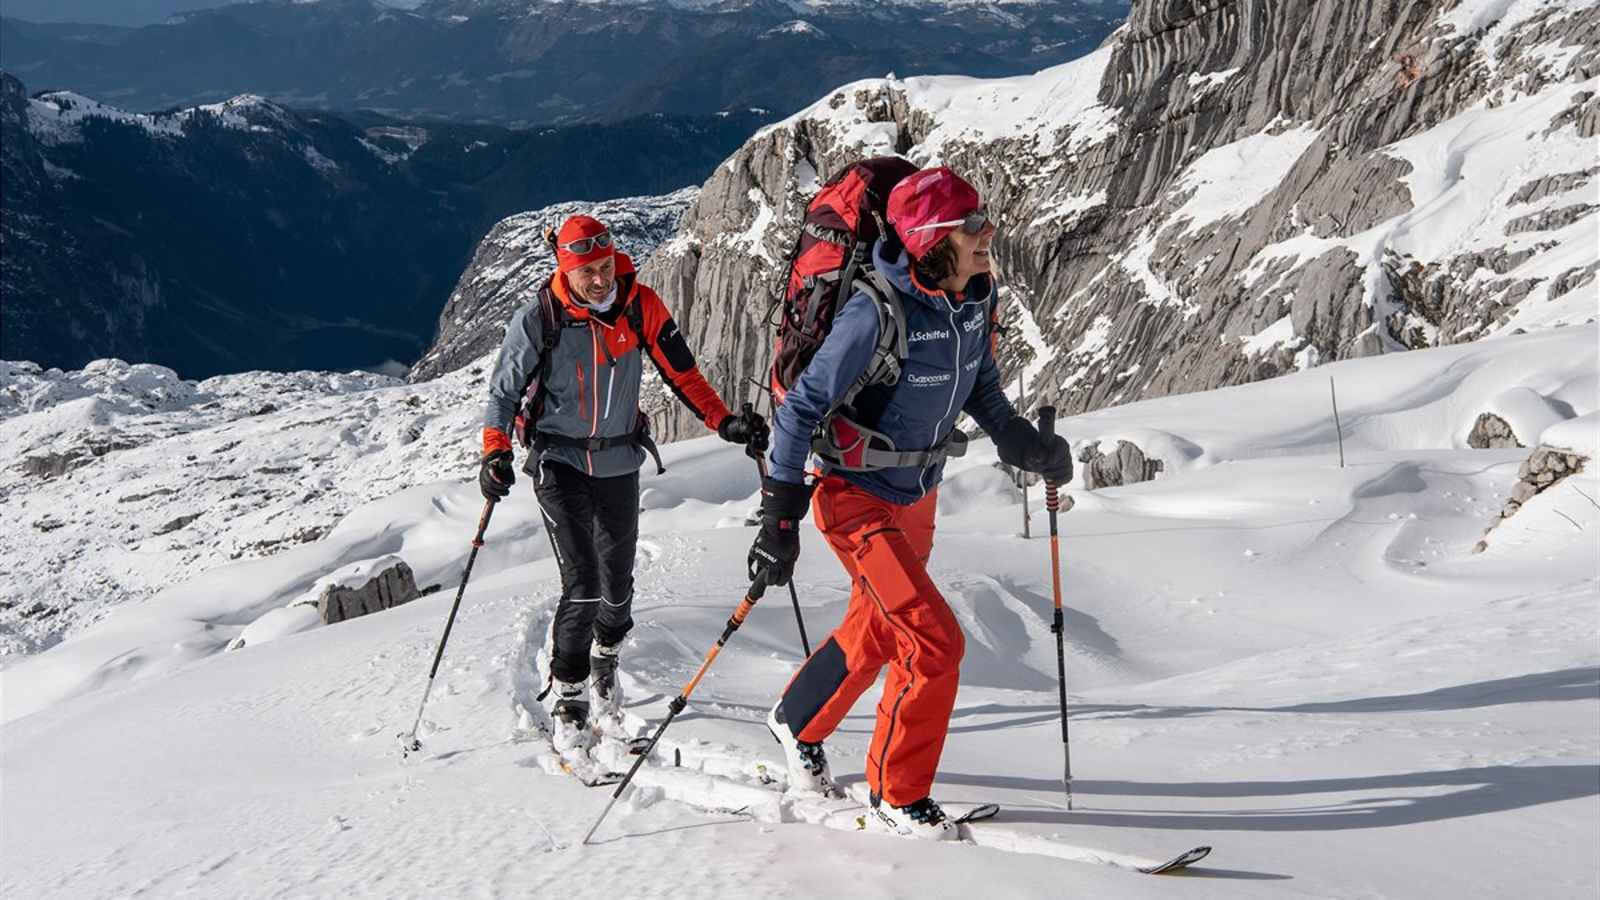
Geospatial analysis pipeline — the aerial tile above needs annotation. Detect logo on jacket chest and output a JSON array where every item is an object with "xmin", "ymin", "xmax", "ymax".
[{"xmin": 908, "ymin": 328, "xmax": 952, "ymax": 344}]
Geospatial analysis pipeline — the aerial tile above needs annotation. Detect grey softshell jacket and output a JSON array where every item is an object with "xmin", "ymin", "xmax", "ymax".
[{"xmin": 483, "ymin": 252, "xmax": 731, "ymax": 478}]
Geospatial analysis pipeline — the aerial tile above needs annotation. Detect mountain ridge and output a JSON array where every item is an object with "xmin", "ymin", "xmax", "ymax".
[
  {"xmin": 0, "ymin": 71, "xmax": 771, "ymax": 376},
  {"xmin": 1, "ymin": 0, "xmax": 1128, "ymax": 125}
]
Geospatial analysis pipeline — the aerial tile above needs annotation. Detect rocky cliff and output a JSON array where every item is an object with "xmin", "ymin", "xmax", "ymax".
[{"xmin": 638, "ymin": 0, "xmax": 1599, "ymax": 440}]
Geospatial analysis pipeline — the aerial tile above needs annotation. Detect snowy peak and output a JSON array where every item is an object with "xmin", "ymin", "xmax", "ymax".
[
  {"xmin": 24, "ymin": 89, "xmax": 302, "ymax": 147},
  {"xmin": 762, "ymin": 18, "xmax": 826, "ymax": 38}
]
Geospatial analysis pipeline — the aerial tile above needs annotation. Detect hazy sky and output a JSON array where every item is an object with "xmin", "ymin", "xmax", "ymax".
[{"xmin": 1, "ymin": 0, "xmax": 418, "ymax": 27}]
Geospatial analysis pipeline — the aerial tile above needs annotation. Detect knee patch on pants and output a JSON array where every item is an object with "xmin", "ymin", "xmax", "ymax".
[{"xmin": 780, "ymin": 637, "xmax": 848, "ymax": 736}]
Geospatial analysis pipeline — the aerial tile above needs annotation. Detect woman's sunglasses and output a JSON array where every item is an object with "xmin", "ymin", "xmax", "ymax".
[
  {"xmin": 905, "ymin": 206, "xmax": 990, "ymax": 235},
  {"xmin": 559, "ymin": 231, "xmax": 613, "ymax": 255}
]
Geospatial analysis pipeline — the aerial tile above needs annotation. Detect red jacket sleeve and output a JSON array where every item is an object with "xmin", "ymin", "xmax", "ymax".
[{"xmin": 637, "ymin": 287, "xmax": 731, "ymax": 431}]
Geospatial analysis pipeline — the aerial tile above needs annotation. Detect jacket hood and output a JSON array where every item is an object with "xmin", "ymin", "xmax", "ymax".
[
  {"xmin": 871, "ymin": 239, "xmax": 993, "ymax": 312},
  {"xmin": 551, "ymin": 251, "xmax": 640, "ymax": 321}
]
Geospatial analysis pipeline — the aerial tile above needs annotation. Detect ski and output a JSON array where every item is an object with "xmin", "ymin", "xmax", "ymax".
[
  {"xmin": 1137, "ymin": 845, "xmax": 1211, "ymax": 875},
  {"xmin": 952, "ymin": 802, "xmax": 1000, "ymax": 825}
]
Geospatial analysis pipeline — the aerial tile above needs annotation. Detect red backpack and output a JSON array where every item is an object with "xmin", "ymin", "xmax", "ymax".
[{"xmin": 768, "ymin": 156, "xmax": 920, "ymax": 407}]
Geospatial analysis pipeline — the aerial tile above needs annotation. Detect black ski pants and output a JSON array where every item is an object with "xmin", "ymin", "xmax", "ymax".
[{"xmin": 533, "ymin": 458, "xmax": 639, "ymax": 684}]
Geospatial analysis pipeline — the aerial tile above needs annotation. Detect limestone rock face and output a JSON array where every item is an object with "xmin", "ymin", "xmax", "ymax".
[
  {"xmin": 638, "ymin": 0, "xmax": 1599, "ymax": 440},
  {"xmin": 318, "ymin": 560, "xmax": 421, "ymax": 625}
]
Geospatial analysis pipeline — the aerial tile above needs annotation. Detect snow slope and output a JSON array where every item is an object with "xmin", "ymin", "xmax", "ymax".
[{"xmin": 3, "ymin": 327, "xmax": 1597, "ymax": 898}]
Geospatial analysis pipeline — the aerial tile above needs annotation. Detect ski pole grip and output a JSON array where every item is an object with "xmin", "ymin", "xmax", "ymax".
[
  {"xmin": 1037, "ymin": 406, "xmax": 1062, "ymax": 502},
  {"xmin": 747, "ymin": 569, "xmax": 770, "ymax": 602},
  {"xmin": 1037, "ymin": 405, "xmax": 1057, "ymax": 440}
]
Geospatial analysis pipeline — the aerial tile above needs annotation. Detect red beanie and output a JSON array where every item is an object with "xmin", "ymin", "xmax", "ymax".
[
  {"xmin": 555, "ymin": 215, "xmax": 614, "ymax": 273},
  {"xmin": 886, "ymin": 167, "xmax": 982, "ymax": 259}
]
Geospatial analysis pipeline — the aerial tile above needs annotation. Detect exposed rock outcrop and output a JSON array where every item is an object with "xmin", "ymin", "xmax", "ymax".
[
  {"xmin": 1467, "ymin": 413, "xmax": 1522, "ymax": 449},
  {"xmin": 318, "ymin": 560, "xmax": 420, "ymax": 625},
  {"xmin": 1078, "ymin": 440, "xmax": 1165, "ymax": 490},
  {"xmin": 639, "ymin": 0, "xmax": 1600, "ymax": 440},
  {"xmin": 1474, "ymin": 445, "xmax": 1590, "ymax": 551}
]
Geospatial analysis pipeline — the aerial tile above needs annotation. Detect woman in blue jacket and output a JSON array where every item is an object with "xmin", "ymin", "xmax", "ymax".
[{"xmin": 748, "ymin": 168, "xmax": 1073, "ymax": 839}]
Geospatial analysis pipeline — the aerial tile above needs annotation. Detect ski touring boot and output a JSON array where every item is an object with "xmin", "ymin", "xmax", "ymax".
[
  {"xmin": 546, "ymin": 677, "xmax": 594, "ymax": 752},
  {"xmin": 590, "ymin": 639, "xmax": 623, "ymax": 717},
  {"xmin": 867, "ymin": 793, "xmax": 958, "ymax": 841},
  {"xmin": 767, "ymin": 701, "xmax": 841, "ymax": 797}
]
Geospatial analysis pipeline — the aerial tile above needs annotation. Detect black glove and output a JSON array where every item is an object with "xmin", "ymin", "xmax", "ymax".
[
  {"xmin": 718, "ymin": 406, "xmax": 770, "ymax": 453},
  {"xmin": 995, "ymin": 416, "xmax": 1073, "ymax": 483},
  {"xmin": 479, "ymin": 449, "xmax": 515, "ymax": 501},
  {"xmin": 747, "ymin": 477, "xmax": 814, "ymax": 586}
]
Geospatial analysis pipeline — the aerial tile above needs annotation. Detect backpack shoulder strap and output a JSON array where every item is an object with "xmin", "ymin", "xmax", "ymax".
[
  {"xmin": 856, "ymin": 270, "xmax": 907, "ymax": 387},
  {"xmin": 625, "ymin": 295, "xmax": 648, "ymax": 353},
  {"xmin": 823, "ymin": 272, "xmax": 907, "ymax": 419},
  {"xmin": 537, "ymin": 283, "xmax": 563, "ymax": 353}
]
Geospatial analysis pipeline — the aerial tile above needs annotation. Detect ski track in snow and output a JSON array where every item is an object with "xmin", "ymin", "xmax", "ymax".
[{"xmin": 2, "ymin": 327, "xmax": 1598, "ymax": 898}]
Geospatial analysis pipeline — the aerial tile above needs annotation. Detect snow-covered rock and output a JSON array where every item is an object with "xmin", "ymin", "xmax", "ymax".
[
  {"xmin": 1077, "ymin": 439, "xmax": 1163, "ymax": 490},
  {"xmin": 313, "ymin": 556, "xmax": 422, "ymax": 625}
]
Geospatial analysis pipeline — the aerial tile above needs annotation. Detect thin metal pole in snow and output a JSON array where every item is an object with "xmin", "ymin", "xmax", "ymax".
[
  {"xmin": 1019, "ymin": 371, "xmax": 1032, "ymax": 540},
  {"xmin": 1329, "ymin": 377, "xmax": 1346, "ymax": 468},
  {"xmin": 399, "ymin": 498, "xmax": 496, "ymax": 756}
]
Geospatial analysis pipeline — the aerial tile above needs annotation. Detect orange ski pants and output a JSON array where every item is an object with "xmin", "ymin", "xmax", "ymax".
[{"xmin": 777, "ymin": 475, "xmax": 963, "ymax": 806}]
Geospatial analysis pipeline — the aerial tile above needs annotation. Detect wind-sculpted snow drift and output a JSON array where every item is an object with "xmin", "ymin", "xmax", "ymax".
[{"xmin": 2, "ymin": 325, "xmax": 1595, "ymax": 898}]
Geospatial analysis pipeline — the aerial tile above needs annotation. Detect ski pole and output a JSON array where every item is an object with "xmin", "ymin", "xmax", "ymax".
[
  {"xmin": 582, "ymin": 573, "xmax": 772, "ymax": 844},
  {"xmin": 750, "ymin": 442, "xmax": 811, "ymax": 657},
  {"xmin": 1038, "ymin": 406, "xmax": 1073, "ymax": 809},
  {"xmin": 398, "ymin": 497, "xmax": 496, "ymax": 756}
]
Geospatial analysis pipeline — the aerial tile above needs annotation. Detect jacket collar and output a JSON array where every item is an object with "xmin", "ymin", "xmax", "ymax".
[
  {"xmin": 551, "ymin": 251, "xmax": 639, "ymax": 324},
  {"xmin": 871, "ymin": 239, "xmax": 992, "ymax": 312}
]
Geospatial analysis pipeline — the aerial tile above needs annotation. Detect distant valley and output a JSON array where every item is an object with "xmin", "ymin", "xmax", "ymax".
[{"xmin": 0, "ymin": 72, "xmax": 769, "ymax": 376}]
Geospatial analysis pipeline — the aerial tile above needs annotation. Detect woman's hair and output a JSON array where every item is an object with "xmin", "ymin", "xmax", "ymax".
[{"xmin": 911, "ymin": 235, "xmax": 959, "ymax": 285}]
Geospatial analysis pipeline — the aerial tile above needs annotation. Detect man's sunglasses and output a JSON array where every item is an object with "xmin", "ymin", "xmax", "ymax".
[
  {"xmin": 904, "ymin": 206, "xmax": 990, "ymax": 236},
  {"xmin": 559, "ymin": 231, "xmax": 613, "ymax": 255}
]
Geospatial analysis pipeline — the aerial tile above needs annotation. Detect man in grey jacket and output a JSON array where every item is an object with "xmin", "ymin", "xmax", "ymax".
[{"xmin": 480, "ymin": 214, "xmax": 767, "ymax": 733}]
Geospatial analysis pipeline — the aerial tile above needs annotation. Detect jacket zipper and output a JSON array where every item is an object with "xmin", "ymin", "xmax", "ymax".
[
  {"xmin": 920, "ymin": 297, "xmax": 963, "ymax": 498},
  {"xmin": 587, "ymin": 326, "xmax": 603, "ymax": 474}
]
